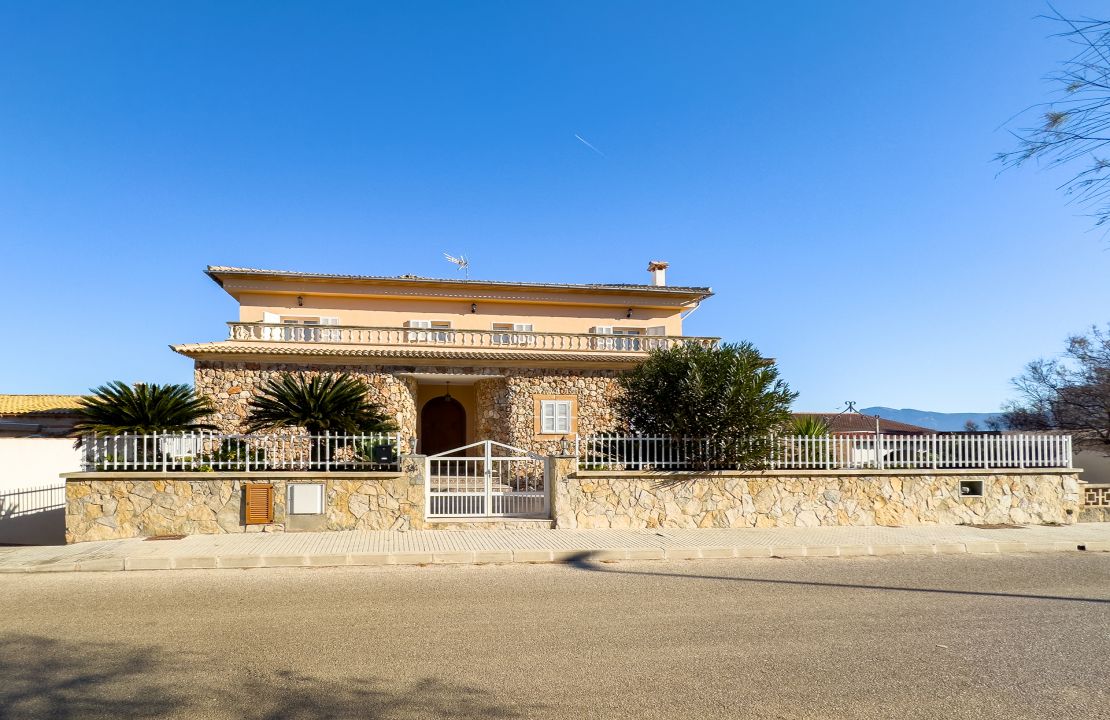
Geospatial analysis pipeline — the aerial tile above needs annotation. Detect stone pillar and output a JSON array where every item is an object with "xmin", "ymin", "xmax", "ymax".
[
  {"xmin": 402, "ymin": 453, "xmax": 428, "ymax": 527},
  {"xmin": 547, "ymin": 454, "xmax": 578, "ymax": 529}
]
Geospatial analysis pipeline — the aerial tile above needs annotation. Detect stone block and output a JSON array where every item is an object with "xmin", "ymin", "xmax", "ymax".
[
  {"xmin": 75, "ymin": 558, "xmax": 125, "ymax": 572},
  {"xmin": 124, "ymin": 557, "xmax": 174, "ymax": 571},
  {"xmin": 512, "ymin": 549, "xmax": 554, "ymax": 563}
]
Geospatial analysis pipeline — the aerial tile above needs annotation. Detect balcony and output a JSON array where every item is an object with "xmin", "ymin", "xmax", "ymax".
[{"xmin": 226, "ymin": 322, "xmax": 718, "ymax": 354}]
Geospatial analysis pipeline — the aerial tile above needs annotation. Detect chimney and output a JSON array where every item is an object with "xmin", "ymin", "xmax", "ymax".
[{"xmin": 647, "ymin": 260, "xmax": 669, "ymax": 287}]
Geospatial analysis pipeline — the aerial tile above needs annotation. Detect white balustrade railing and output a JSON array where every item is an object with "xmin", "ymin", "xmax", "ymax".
[
  {"xmin": 227, "ymin": 322, "xmax": 717, "ymax": 353},
  {"xmin": 578, "ymin": 433, "xmax": 1074, "ymax": 471},
  {"xmin": 80, "ymin": 432, "xmax": 402, "ymax": 472}
]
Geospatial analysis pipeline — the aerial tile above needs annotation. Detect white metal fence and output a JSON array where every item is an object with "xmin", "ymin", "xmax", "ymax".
[
  {"xmin": 80, "ymin": 432, "xmax": 402, "ymax": 472},
  {"xmin": 426, "ymin": 440, "xmax": 548, "ymax": 518},
  {"xmin": 579, "ymin": 433, "xmax": 1074, "ymax": 471}
]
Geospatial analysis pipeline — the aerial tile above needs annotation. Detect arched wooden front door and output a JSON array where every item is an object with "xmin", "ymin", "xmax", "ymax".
[{"xmin": 421, "ymin": 395, "xmax": 467, "ymax": 456}]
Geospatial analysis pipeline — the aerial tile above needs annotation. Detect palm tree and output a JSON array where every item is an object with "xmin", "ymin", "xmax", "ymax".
[
  {"xmin": 790, "ymin": 416, "xmax": 830, "ymax": 436},
  {"xmin": 73, "ymin": 381, "xmax": 216, "ymax": 438},
  {"xmin": 246, "ymin": 373, "xmax": 396, "ymax": 435}
]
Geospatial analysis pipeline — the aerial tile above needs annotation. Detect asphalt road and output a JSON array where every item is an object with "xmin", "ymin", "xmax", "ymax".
[{"xmin": 1, "ymin": 553, "xmax": 1108, "ymax": 719}]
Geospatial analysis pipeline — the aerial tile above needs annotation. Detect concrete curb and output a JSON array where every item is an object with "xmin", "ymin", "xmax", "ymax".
[{"xmin": 0, "ymin": 539, "xmax": 1106, "ymax": 573}]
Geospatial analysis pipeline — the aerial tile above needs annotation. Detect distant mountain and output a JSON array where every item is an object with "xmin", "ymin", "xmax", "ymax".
[{"xmin": 860, "ymin": 407, "xmax": 1001, "ymax": 432}]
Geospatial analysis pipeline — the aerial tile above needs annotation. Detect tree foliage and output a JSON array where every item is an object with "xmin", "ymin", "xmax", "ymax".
[
  {"xmin": 996, "ymin": 324, "xmax": 1110, "ymax": 452},
  {"xmin": 998, "ymin": 10, "xmax": 1110, "ymax": 229},
  {"xmin": 73, "ymin": 381, "xmax": 216, "ymax": 438},
  {"xmin": 615, "ymin": 341, "xmax": 797, "ymax": 469},
  {"xmin": 246, "ymin": 373, "xmax": 397, "ymax": 435}
]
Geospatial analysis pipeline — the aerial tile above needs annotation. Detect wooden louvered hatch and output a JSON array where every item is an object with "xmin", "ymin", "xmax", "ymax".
[{"xmin": 243, "ymin": 483, "xmax": 274, "ymax": 525}]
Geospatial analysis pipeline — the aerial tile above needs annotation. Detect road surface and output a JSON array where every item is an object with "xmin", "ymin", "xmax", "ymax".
[{"xmin": 1, "ymin": 553, "xmax": 1107, "ymax": 719}]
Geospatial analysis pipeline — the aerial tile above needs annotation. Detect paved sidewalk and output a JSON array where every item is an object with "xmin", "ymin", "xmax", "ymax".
[{"xmin": 1, "ymin": 523, "xmax": 1109, "ymax": 573}]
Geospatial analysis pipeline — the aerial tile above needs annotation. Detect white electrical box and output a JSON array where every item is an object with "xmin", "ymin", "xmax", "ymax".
[{"xmin": 288, "ymin": 483, "xmax": 324, "ymax": 515}]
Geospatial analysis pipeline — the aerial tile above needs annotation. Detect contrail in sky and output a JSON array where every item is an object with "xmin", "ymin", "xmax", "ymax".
[{"xmin": 574, "ymin": 133, "xmax": 606, "ymax": 157}]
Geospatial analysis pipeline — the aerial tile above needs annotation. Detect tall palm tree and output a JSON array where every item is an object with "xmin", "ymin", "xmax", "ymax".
[
  {"xmin": 246, "ymin": 373, "xmax": 396, "ymax": 434},
  {"xmin": 73, "ymin": 381, "xmax": 216, "ymax": 439}
]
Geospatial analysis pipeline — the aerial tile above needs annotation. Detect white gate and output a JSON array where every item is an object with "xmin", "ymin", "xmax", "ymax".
[{"xmin": 425, "ymin": 440, "xmax": 548, "ymax": 518}]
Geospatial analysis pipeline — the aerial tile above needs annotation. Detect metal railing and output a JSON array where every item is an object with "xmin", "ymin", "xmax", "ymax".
[
  {"xmin": 0, "ymin": 484, "xmax": 65, "ymax": 517},
  {"xmin": 227, "ymin": 322, "xmax": 718, "ymax": 354},
  {"xmin": 79, "ymin": 432, "xmax": 402, "ymax": 472},
  {"xmin": 578, "ymin": 433, "xmax": 1074, "ymax": 471}
]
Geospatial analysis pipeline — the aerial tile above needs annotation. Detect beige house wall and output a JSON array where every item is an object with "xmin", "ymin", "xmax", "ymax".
[{"xmin": 236, "ymin": 291, "xmax": 685, "ymax": 335}]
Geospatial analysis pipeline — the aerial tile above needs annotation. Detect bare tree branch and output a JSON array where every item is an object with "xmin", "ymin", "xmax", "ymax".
[
  {"xmin": 997, "ymin": 324, "xmax": 1110, "ymax": 451},
  {"xmin": 998, "ymin": 7, "xmax": 1110, "ymax": 229}
]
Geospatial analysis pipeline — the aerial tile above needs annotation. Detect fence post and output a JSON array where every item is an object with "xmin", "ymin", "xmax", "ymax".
[{"xmin": 875, "ymin": 433, "xmax": 884, "ymax": 470}]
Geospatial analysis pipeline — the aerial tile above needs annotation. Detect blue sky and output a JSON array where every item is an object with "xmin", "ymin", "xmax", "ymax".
[{"xmin": 2, "ymin": 1, "xmax": 1108, "ymax": 412}]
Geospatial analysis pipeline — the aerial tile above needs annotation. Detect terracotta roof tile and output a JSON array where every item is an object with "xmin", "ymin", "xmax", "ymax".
[
  {"xmin": 0, "ymin": 394, "xmax": 85, "ymax": 415},
  {"xmin": 793, "ymin": 412, "xmax": 935, "ymax": 434},
  {"xmin": 171, "ymin": 341, "xmax": 650, "ymax": 366},
  {"xmin": 205, "ymin": 266, "xmax": 713, "ymax": 297}
]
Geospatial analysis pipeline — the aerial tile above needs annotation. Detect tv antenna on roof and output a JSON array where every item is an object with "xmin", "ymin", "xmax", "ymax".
[{"xmin": 443, "ymin": 252, "xmax": 470, "ymax": 279}]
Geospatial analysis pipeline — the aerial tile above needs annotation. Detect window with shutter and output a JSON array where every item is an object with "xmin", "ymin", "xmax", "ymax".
[
  {"xmin": 540, "ymin": 400, "xmax": 572, "ymax": 434},
  {"xmin": 492, "ymin": 322, "xmax": 535, "ymax": 345},
  {"xmin": 405, "ymin": 320, "xmax": 453, "ymax": 343},
  {"xmin": 244, "ymin": 483, "xmax": 274, "ymax": 525}
]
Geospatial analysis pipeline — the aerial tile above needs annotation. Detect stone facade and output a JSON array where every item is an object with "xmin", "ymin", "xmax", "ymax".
[
  {"xmin": 196, "ymin": 360, "xmax": 623, "ymax": 456},
  {"xmin": 65, "ymin": 470, "xmax": 425, "ymax": 543},
  {"xmin": 194, "ymin": 361, "xmax": 420, "ymax": 439},
  {"xmin": 65, "ymin": 462, "xmax": 1085, "ymax": 542},
  {"xmin": 474, "ymin": 370, "xmax": 622, "ymax": 455},
  {"xmin": 551, "ymin": 466, "xmax": 1083, "ymax": 529}
]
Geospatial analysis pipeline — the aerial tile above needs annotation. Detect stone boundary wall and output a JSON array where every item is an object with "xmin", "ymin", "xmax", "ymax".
[
  {"xmin": 550, "ymin": 462, "xmax": 1083, "ymax": 529},
  {"xmin": 64, "ymin": 469, "xmax": 425, "ymax": 543}
]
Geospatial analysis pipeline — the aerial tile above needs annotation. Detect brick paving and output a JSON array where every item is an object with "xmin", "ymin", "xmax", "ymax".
[{"xmin": 1, "ymin": 523, "xmax": 1108, "ymax": 573}]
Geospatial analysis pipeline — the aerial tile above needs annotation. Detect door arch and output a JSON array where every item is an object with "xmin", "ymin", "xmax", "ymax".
[{"xmin": 420, "ymin": 394, "xmax": 467, "ymax": 456}]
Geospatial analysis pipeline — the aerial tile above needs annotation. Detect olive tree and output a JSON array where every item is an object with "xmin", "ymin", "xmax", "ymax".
[
  {"xmin": 614, "ymin": 341, "xmax": 797, "ymax": 469},
  {"xmin": 995, "ymin": 323, "xmax": 1110, "ymax": 454}
]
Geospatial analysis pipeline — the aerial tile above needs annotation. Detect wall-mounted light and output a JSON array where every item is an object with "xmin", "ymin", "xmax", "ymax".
[
  {"xmin": 471, "ymin": 303, "xmax": 478, "ymax": 314},
  {"xmin": 297, "ymin": 296, "xmax": 304, "ymax": 307},
  {"xmin": 626, "ymin": 308, "xmax": 633, "ymax": 319}
]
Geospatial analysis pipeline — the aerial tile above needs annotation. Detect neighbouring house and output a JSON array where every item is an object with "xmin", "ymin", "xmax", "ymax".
[
  {"xmin": 171, "ymin": 262, "xmax": 716, "ymax": 456},
  {"xmin": 0, "ymin": 395, "xmax": 85, "ymax": 545},
  {"xmin": 792, "ymin": 412, "xmax": 936, "ymax": 435},
  {"xmin": 0, "ymin": 395, "xmax": 84, "ymax": 438}
]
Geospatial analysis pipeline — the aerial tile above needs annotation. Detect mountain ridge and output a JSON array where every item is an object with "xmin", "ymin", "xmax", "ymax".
[{"xmin": 859, "ymin": 407, "xmax": 1000, "ymax": 432}]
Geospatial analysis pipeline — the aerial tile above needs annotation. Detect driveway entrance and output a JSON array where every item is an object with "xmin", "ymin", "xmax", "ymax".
[{"xmin": 425, "ymin": 440, "xmax": 548, "ymax": 518}]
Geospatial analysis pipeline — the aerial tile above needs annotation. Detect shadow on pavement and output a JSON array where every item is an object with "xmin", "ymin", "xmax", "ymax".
[
  {"xmin": 0, "ymin": 634, "xmax": 529, "ymax": 720},
  {"xmin": 560, "ymin": 551, "xmax": 1110, "ymax": 605}
]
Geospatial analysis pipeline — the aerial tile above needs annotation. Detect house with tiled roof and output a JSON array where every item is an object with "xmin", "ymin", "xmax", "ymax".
[
  {"xmin": 0, "ymin": 395, "xmax": 85, "ymax": 438},
  {"xmin": 174, "ymin": 262, "xmax": 715, "ymax": 456},
  {"xmin": 792, "ymin": 412, "xmax": 936, "ymax": 436}
]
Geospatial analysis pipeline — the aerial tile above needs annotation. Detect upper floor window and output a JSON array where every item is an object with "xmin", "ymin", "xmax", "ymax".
[
  {"xmin": 261, "ymin": 313, "xmax": 339, "ymax": 342},
  {"xmin": 589, "ymin": 326, "xmax": 666, "ymax": 351},
  {"xmin": 405, "ymin": 319, "xmax": 454, "ymax": 343},
  {"xmin": 491, "ymin": 323, "xmax": 535, "ymax": 346}
]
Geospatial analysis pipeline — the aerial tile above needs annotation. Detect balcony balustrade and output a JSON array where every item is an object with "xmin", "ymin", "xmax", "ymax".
[{"xmin": 227, "ymin": 322, "xmax": 718, "ymax": 354}]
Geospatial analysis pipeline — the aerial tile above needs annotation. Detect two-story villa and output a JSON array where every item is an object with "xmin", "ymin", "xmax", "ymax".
[{"xmin": 172, "ymin": 262, "xmax": 715, "ymax": 456}]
